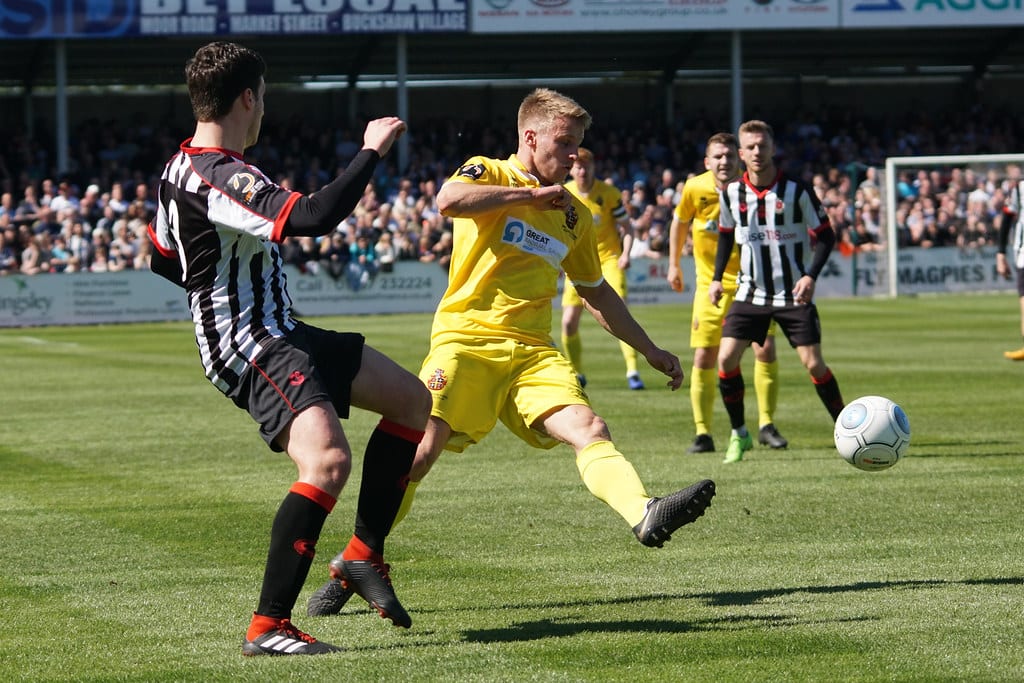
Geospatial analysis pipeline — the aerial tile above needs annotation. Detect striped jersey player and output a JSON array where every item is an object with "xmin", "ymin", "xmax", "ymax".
[
  {"xmin": 709, "ymin": 119, "xmax": 845, "ymax": 462},
  {"xmin": 147, "ymin": 41, "xmax": 429, "ymax": 657},
  {"xmin": 997, "ymin": 175, "xmax": 1024, "ymax": 360}
]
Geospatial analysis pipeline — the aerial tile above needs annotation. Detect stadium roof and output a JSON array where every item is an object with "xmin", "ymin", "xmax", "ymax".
[{"xmin": 2, "ymin": 27, "xmax": 1022, "ymax": 91}]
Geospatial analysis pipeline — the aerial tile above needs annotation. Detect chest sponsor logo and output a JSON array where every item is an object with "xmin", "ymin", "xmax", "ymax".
[{"xmin": 502, "ymin": 218, "xmax": 569, "ymax": 265}]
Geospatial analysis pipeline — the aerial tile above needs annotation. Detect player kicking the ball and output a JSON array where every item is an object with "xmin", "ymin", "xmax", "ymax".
[{"xmin": 308, "ymin": 88, "xmax": 715, "ymax": 621}]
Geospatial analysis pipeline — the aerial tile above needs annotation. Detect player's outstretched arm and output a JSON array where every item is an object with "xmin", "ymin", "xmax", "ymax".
[{"xmin": 438, "ymin": 182, "xmax": 570, "ymax": 218}]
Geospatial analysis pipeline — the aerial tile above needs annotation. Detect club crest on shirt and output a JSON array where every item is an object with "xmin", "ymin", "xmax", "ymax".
[
  {"xmin": 457, "ymin": 163, "xmax": 485, "ymax": 180},
  {"xmin": 565, "ymin": 204, "xmax": 579, "ymax": 233},
  {"xmin": 426, "ymin": 368, "xmax": 448, "ymax": 391}
]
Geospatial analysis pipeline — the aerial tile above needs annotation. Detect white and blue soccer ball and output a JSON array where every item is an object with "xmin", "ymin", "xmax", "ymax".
[{"xmin": 834, "ymin": 395, "xmax": 910, "ymax": 471}]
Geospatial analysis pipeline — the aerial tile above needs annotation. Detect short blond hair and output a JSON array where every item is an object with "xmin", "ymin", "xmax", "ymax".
[
  {"xmin": 738, "ymin": 119, "xmax": 774, "ymax": 141},
  {"xmin": 517, "ymin": 88, "xmax": 592, "ymax": 136},
  {"xmin": 575, "ymin": 147, "xmax": 594, "ymax": 166}
]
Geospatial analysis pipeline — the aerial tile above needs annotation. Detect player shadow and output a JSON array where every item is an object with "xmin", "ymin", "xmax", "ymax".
[
  {"xmin": 688, "ymin": 575, "xmax": 1022, "ymax": 607},
  {"xmin": 460, "ymin": 613, "xmax": 864, "ymax": 643},
  {"xmin": 455, "ymin": 575, "xmax": 1022, "ymax": 644}
]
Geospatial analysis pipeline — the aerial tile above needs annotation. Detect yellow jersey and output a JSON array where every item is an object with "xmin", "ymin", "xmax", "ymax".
[
  {"xmin": 565, "ymin": 177, "xmax": 627, "ymax": 264},
  {"xmin": 673, "ymin": 170, "xmax": 740, "ymax": 290},
  {"xmin": 432, "ymin": 154, "xmax": 602, "ymax": 347}
]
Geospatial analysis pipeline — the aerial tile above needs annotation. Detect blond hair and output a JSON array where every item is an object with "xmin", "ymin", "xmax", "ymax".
[
  {"xmin": 517, "ymin": 88, "xmax": 592, "ymax": 136},
  {"xmin": 738, "ymin": 119, "xmax": 774, "ymax": 141}
]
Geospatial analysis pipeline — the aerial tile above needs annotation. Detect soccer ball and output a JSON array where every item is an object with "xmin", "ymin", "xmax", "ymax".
[{"xmin": 833, "ymin": 395, "xmax": 910, "ymax": 471}]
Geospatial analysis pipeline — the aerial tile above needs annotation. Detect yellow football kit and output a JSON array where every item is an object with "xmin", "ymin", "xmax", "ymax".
[
  {"xmin": 674, "ymin": 169, "xmax": 741, "ymax": 348},
  {"xmin": 421, "ymin": 154, "xmax": 603, "ymax": 452}
]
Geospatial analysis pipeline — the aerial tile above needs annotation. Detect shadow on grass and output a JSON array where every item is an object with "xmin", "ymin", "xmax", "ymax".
[
  {"xmin": 461, "ymin": 613, "xmax": 841, "ymax": 643},
  {"xmin": 456, "ymin": 576, "xmax": 1022, "ymax": 644},
  {"xmin": 692, "ymin": 575, "xmax": 1023, "ymax": 607}
]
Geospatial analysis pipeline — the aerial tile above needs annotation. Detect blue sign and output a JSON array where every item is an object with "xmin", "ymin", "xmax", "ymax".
[{"xmin": 0, "ymin": 0, "xmax": 468, "ymax": 38}]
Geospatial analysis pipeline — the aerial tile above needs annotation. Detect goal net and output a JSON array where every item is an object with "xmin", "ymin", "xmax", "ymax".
[{"xmin": 875, "ymin": 153, "xmax": 1024, "ymax": 297}]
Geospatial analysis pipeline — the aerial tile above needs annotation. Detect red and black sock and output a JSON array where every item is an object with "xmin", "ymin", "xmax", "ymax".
[
  {"xmin": 718, "ymin": 368, "xmax": 746, "ymax": 430},
  {"xmin": 351, "ymin": 419, "xmax": 423, "ymax": 556},
  {"xmin": 813, "ymin": 367, "xmax": 845, "ymax": 422},
  {"xmin": 254, "ymin": 482, "xmax": 335, "ymax": 621}
]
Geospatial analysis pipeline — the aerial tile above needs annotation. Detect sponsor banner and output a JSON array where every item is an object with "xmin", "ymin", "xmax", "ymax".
[
  {"xmin": 0, "ymin": 249, "xmax": 1014, "ymax": 327},
  {"xmin": 0, "ymin": 262, "xmax": 448, "ymax": 327},
  {"xmin": 821, "ymin": 246, "xmax": 1017, "ymax": 296},
  {"xmin": 0, "ymin": 1, "xmax": 468, "ymax": 39},
  {"xmin": 842, "ymin": 0, "xmax": 1024, "ymax": 28},
  {"xmin": 472, "ymin": 0, "xmax": 839, "ymax": 33}
]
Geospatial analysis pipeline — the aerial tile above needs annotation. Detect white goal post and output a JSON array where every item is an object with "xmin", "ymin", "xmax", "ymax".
[{"xmin": 883, "ymin": 153, "xmax": 1024, "ymax": 297}]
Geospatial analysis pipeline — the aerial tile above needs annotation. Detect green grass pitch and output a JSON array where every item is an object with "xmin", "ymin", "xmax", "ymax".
[{"xmin": 1, "ymin": 292, "xmax": 1022, "ymax": 682}]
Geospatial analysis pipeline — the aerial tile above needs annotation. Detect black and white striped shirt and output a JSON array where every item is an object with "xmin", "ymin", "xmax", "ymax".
[
  {"xmin": 1005, "ymin": 181, "xmax": 1024, "ymax": 269},
  {"xmin": 150, "ymin": 140, "xmax": 299, "ymax": 393},
  {"xmin": 718, "ymin": 171, "xmax": 831, "ymax": 307}
]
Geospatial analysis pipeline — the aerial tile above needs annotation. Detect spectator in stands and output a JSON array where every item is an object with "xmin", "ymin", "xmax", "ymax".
[
  {"xmin": 79, "ymin": 184, "xmax": 103, "ymax": 227},
  {"xmin": 110, "ymin": 219, "xmax": 138, "ymax": 268},
  {"xmin": 374, "ymin": 229, "xmax": 396, "ymax": 273},
  {"xmin": 0, "ymin": 192, "xmax": 14, "ymax": 222},
  {"xmin": 106, "ymin": 182, "xmax": 130, "ymax": 216},
  {"xmin": 49, "ymin": 181, "xmax": 79, "ymax": 214},
  {"xmin": 19, "ymin": 231, "xmax": 51, "ymax": 275},
  {"xmin": 323, "ymin": 231, "xmax": 351, "ymax": 280},
  {"xmin": 16, "ymin": 185, "xmax": 41, "ymax": 225},
  {"xmin": 347, "ymin": 229, "xmax": 377, "ymax": 290},
  {"xmin": 49, "ymin": 234, "xmax": 74, "ymax": 272},
  {"xmin": 32, "ymin": 205, "xmax": 61, "ymax": 237},
  {"xmin": 0, "ymin": 228, "xmax": 18, "ymax": 274}
]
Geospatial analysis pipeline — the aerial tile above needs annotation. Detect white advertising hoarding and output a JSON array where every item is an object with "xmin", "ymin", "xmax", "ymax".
[
  {"xmin": 472, "ymin": 0, "xmax": 840, "ymax": 33},
  {"xmin": 0, "ymin": 248, "xmax": 1013, "ymax": 328}
]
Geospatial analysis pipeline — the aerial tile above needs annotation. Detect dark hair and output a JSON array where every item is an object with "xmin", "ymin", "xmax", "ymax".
[{"xmin": 185, "ymin": 42, "xmax": 266, "ymax": 122}]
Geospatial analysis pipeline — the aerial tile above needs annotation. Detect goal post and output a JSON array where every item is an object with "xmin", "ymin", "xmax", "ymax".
[{"xmin": 882, "ymin": 153, "xmax": 1024, "ymax": 297}]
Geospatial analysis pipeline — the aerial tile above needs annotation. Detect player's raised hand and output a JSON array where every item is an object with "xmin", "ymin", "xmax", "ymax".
[{"xmin": 362, "ymin": 116, "xmax": 407, "ymax": 157}]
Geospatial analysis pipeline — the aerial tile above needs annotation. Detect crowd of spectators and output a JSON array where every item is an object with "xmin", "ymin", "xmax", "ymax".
[{"xmin": 2, "ymin": 100, "xmax": 1022, "ymax": 278}]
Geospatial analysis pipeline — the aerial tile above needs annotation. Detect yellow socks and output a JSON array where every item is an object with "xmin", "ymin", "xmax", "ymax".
[
  {"xmin": 575, "ymin": 440, "xmax": 649, "ymax": 526},
  {"xmin": 562, "ymin": 331, "xmax": 583, "ymax": 375},
  {"xmin": 691, "ymin": 366, "xmax": 717, "ymax": 435},
  {"xmin": 391, "ymin": 479, "xmax": 420, "ymax": 529},
  {"xmin": 754, "ymin": 359, "xmax": 779, "ymax": 427},
  {"xmin": 620, "ymin": 340, "xmax": 639, "ymax": 376}
]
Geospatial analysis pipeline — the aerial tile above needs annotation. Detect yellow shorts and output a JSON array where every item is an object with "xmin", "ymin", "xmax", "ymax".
[
  {"xmin": 690, "ymin": 284, "xmax": 775, "ymax": 348},
  {"xmin": 419, "ymin": 337, "xmax": 589, "ymax": 452},
  {"xmin": 562, "ymin": 258, "xmax": 627, "ymax": 308}
]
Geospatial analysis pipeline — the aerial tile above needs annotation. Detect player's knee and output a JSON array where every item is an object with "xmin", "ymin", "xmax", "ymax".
[
  {"xmin": 804, "ymin": 357, "xmax": 827, "ymax": 377},
  {"xmin": 315, "ymin": 447, "xmax": 352, "ymax": 495},
  {"xmin": 408, "ymin": 380, "xmax": 433, "ymax": 426},
  {"xmin": 584, "ymin": 414, "xmax": 612, "ymax": 442}
]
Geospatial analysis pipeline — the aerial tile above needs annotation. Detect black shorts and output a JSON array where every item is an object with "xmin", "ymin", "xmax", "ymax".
[
  {"xmin": 227, "ymin": 321, "xmax": 365, "ymax": 451},
  {"xmin": 1016, "ymin": 267, "xmax": 1024, "ymax": 297},
  {"xmin": 722, "ymin": 300, "xmax": 822, "ymax": 348}
]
